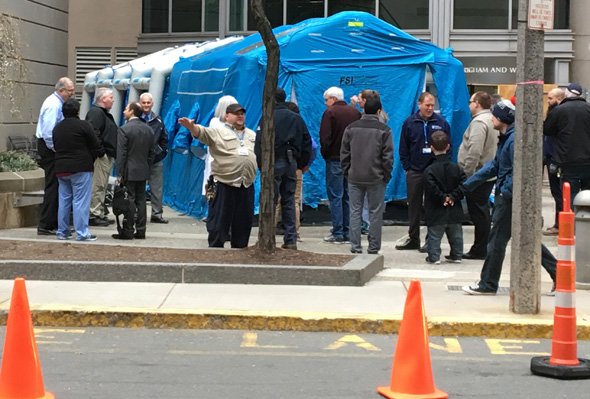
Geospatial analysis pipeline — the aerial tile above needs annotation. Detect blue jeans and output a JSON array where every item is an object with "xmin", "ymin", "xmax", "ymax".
[
  {"xmin": 57, "ymin": 172, "xmax": 93, "ymax": 239},
  {"xmin": 325, "ymin": 160, "xmax": 349, "ymax": 239},
  {"xmin": 274, "ymin": 159, "xmax": 297, "ymax": 245},
  {"xmin": 427, "ymin": 223, "xmax": 463, "ymax": 261}
]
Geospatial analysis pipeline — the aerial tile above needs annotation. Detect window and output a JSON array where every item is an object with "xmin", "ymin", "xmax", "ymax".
[
  {"xmin": 554, "ymin": 0, "xmax": 570, "ymax": 29},
  {"xmin": 247, "ymin": 0, "xmax": 284, "ymax": 31},
  {"xmin": 229, "ymin": 0, "xmax": 246, "ymax": 31},
  {"xmin": 143, "ymin": 0, "xmax": 168, "ymax": 33},
  {"xmin": 287, "ymin": 0, "xmax": 324, "ymax": 25},
  {"xmin": 204, "ymin": 0, "xmax": 219, "ymax": 31},
  {"xmin": 328, "ymin": 0, "xmax": 375, "ymax": 16},
  {"xmin": 379, "ymin": 0, "xmax": 429, "ymax": 29},
  {"xmin": 454, "ymin": 0, "xmax": 510, "ymax": 30},
  {"xmin": 172, "ymin": 0, "xmax": 202, "ymax": 32}
]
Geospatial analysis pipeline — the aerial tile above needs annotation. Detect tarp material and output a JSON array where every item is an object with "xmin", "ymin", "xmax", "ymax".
[{"xmin": 160, "ymin": 11, "xmax": 471, "ymax": 219}]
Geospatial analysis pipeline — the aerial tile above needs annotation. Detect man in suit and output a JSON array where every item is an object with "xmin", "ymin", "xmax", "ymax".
[{"xmin": 113, "ymin": 102, "xmax": 154, "ymax": 240}]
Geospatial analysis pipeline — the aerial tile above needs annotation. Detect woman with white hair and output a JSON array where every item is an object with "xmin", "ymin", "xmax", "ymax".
[{"xmin": 202, "ymin": 95, "xmax": 238, "ymax": 197}]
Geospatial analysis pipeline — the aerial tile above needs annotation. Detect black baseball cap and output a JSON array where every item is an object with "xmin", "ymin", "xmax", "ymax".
[{"xmin": 226, "ymin": 104, "xmax": 246, "ymax": 114}]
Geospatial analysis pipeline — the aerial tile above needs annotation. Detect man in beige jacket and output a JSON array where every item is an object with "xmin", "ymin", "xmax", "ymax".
[{"xmin": 458, "ymin": 91, "xmax": 498, "ymax": 259}]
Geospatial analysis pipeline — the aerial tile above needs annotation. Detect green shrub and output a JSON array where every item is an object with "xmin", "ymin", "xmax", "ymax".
[{"xmin": 0, "ymin": 151, "xmax": 38, "ymax": 172}]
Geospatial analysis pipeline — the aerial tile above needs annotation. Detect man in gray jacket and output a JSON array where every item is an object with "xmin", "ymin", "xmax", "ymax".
[
  {"xmin": 458, "ymin": 91, "xmax": 498, "ymax": 259},
  {"xmin": 340, "ymin": 95, "xmax": 393, "ymax": 254}
]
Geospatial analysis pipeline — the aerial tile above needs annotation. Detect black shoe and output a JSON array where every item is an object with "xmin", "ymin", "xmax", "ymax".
[
  {"xmin": 462, "ymin": 252, "xmax": 486, "ymax": 260},
  {"xmin": 350, "ymin": 248, "xmax": 362, "ymax": 254},
  {"xmin": 37, "ymin": 227, "xmax": 56, "ymax": 236},
  {"xmin": 112, "ymin": 233, "xmax": 133, "ymax": 240},
  {"xmin": 395, "ymin": 238, "xmax": 420, "ymax": 250},
  {"xmin": 151, "ymin": 217, "xmax": 169, "ymax": 224},
  {"xmin": 281, "ymin": 243, "xmax": 297, "ymax": 250},
  {"xmin": 134, "ymin": 233, "xmax": 146, "ymax": 239},
  {"xmin": 444, "ymin": 255, "xmax": 462, "ymax": 263},
  {"xmin": 418, "ymin": 244, "xmax": 428, "ymax": 253},
  {"xmin": 89, "ymin": 218, "xmax": 110, "ymax": 227},
  {"xmin": 367, "ymin": 250, "xmax": 379, "ymax": 255}
]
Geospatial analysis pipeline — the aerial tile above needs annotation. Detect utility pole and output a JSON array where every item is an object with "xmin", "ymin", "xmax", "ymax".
[{"xmin": 510, "ymin": 0, "xmax": 546, "ymax": 313}]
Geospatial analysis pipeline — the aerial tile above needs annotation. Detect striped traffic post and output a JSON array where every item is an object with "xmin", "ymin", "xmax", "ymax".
[{"xmin": 531, "ymin": 182, "xmax": 590, "ymax": 379}]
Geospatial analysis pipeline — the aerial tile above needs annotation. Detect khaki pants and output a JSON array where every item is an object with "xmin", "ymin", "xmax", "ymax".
[{"xmin": 90, "ymin": 155, "xmax": 114, "ymax": 219}]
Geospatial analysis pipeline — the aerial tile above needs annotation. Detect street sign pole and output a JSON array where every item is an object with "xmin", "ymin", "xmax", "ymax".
[{"xmin": 510, "ymin": 0, "xmax": 547, "ymax": 314}]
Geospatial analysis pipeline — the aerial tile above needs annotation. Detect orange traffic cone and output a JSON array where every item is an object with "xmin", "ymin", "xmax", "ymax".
[
  {"xmin": 531, "ymin": 183, "xmax": 590, "ymax": 379},
  {"xmin": 0, "ymin": 278, "xmax": 54, "ymax": 398},
  {"xmin": 377, "ymin": 279, "xmax": 447, "ymax": 399}
]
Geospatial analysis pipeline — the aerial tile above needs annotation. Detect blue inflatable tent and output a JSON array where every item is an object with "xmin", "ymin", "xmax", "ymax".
[{"xmin": 161, "ymin": 11, "xmax": 471, "ymax": 219}]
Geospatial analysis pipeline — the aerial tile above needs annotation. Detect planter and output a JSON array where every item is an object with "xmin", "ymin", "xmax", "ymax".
[{"xmin": 0, "ymin": 168, "xmax": 44, "ymax": 229}]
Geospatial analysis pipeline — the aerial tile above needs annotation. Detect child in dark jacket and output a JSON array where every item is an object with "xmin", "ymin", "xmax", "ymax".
[{"xmin": 423, "ymin": 131, "xmax": 466, "ymax": 264}]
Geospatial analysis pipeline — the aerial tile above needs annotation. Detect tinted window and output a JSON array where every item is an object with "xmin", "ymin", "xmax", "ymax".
[
  {"xmin": 143, "ymin": 0, "xmax": 169, "ymax": 33},
  {"xmin": 248, "ymin": 0, "xmax": 284, "ymax": 31},
  {"xmin": 172, "ymin": 0, "xmax": 202, "ymax": 32},
  {"xmin": 328, "ymin": 0, "xmax": 375, "ymax": 16},
  {"xmin": 379, "ymin": 0, "xmax": 429, "ymax": 29},
  {"xmin": 454, "ymin": 0, "xmax": 510, "ymax": 29},
  {"xmin": 287, "ymin": 0, "xmax": 324, "ymax": 25}
]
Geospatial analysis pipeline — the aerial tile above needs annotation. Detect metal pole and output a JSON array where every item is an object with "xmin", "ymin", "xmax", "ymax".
[{"xmin": 510, "ymin": 0, "xmax": 545, "ymax": 314}]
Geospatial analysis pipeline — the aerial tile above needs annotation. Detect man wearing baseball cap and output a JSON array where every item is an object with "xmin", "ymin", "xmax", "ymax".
[
  {"xmin": 462, "ymin": 100, "xmax": 557, "ymax": 295},
  {"xmin": 544, "ymin": 82, "xmax": 590, "ymax": 206},
  {"xmin": 178, "ymin": 103, "xmax": 257, "ymax": 248}
]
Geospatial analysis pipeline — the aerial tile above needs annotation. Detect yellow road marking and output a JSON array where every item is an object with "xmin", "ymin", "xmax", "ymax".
[
  {"xmin": 430, "ymin": 338, "xmax": 463, "ymax": 353},
  {"xmin": 485, "ymin": 339, "xmax": 549, "ymax": 356},
  {"xmin": 325, "ymin": 335, "xmax": 380, "ymax": 351},
  {"xmin": 240, "ymin": 332, "xmax": 296, "ymax": 349}
]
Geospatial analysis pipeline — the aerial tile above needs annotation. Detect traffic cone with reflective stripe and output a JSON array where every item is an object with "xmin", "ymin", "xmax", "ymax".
[
  {"xmin": 0, "ymin": 278, "xmax": 55, "ymax": 398},
  {"xmin": 377, "ymin": 280, "xmax": 448, "ymax": 399},
  {"xmin": 531, "ymin": 183, "xmax": 590, "ymax": 379}
]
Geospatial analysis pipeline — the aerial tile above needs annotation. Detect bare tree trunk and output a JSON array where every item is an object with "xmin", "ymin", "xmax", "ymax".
[{"xmin": 251, "ymin": 0, "xmax": 280, "ymax": 253}]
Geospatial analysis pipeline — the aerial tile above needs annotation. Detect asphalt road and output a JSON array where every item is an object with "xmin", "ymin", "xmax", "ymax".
[{"xmin": 1, "ymin": 328, "xmax": 589, "ymax": 398}]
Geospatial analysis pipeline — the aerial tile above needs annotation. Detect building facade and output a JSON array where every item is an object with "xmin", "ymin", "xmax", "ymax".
[{"xmin": 0, "ymin": 0, "xmax": 68, "ymax": 151}]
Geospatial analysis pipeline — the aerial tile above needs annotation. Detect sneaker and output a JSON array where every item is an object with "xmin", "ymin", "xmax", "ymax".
[
  {"xmin": 89, "ymin": 218, "xmax": 110, "ymax": 227},
  {"xmin": 462, "ymin": 252, "xmax": 486, "ymax": 260},
  {"xmin": 444, "ymin": 255, "xmax": 462, "ymax": 263},
  {"xmin": 419, "ymin": 244, "xmax": 428, "ymax": 253},
  {"xmin": 425, "ymin": 256, "xmax": 441, "ymax": 265},
  {"xmin": 350, "ymin": 248, "xmax": 362, "ymax": 254},
  {"xmin": 545, "ymin": 281, "xmax": 556, "ymax": 296},
  {"xmin": 542, "ymin": 226, "xmax": 559, "ymax": 236},
  {"xmin": 323, "ymin": 235, "xmax": 346, "ymax": 244},
  {"xmin": 77, "ymin": 234, "xmax": 97, "ymax": 242},
  {"xmin": 395, "ymin": 238, "xmax": 420, "ymax": 250},
  {"xmin": 56, "ymin": 234, "xmax": 71, "ymax": 241},
  {"xmin": 361, "ymin": 221, "xmax": 369, "ymax": 235},
  {"xmin": 367, "ymin": 249, "xmax": 379, "ymax": 255},
  {"xmin": 151, "ymin": 217, "xmax": 169, "ymax": 224},
  {"xmin": 462, "ymin": 283, "xmax": 496, "ymax": 295},
  {"xmin": 281, "ymin": 243, "xmax": 297, "ymax": 250},
  {"xmin": 37, "ymin": 228, "xmax": 56, "ymax": 236}
]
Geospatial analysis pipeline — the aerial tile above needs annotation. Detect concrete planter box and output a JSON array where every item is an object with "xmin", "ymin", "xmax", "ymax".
[{"xmin": 0, "ymin": 168, "xmax": 44, "ymax": 229}]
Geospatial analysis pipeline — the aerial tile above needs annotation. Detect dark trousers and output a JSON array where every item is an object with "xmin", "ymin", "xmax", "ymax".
[
  {"xmin": 123, "ymin": 180, "xmax": 147, "ymax": 236},
  {"xmin": 465, "ymin": 180, "xmax": 494, "ymax": 256},
  {"xmin": 546, "ymin": 163, "xmax": 562, "ymax": 227},
  {"xmin": 479, "ymin": 194, "xmax": 556, "ymax": 292},
  {"xmin": 561, "ymin": 164, "xmax": 590, "ymax": 208},
  {"xmin": 274, "ymin": 159, "xmax": 297, "ymax": 245},
  {"xmin": 207, "ymin": 182, "xmax": 254, "ymax": 248},
  {"xmin": 37, "ymin": 138, "xmax": 58, "ymax": 230},
  {"xmin": 427, "ymin": 223, "xmax": 463, "ymax": 261},
  {"xmin": 406, "ymin": 170, "xmax": 424, "ymax": 243}
]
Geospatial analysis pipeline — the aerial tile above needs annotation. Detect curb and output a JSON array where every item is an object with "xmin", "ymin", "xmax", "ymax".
[{"xmin": 2, "ymin": 309, "xmax": 589, "ymax": 339}]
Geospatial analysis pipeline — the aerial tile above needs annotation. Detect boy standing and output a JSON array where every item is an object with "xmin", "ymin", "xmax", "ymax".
[{"xmin": 423, "ymin": 132, "xmax": 466, "ymax": 264}]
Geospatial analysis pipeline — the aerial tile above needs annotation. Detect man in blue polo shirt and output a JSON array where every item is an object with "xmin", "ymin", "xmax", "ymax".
[{"xmin": 397, "ymin": 92, "xmax": 451, "ymax": 251}]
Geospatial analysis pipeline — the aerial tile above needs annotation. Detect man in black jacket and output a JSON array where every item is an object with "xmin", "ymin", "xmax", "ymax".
[
  {"xmin": 140, "ymin": 92, "xmax": 169, "ymax": 224},
  {"xmin": 86, "ymin": 88, "xmax": 118, "ymax": 227},
  {"xmin": 113, "ymin": 102, "xmax": 155, "ymax": 240},
  {"xmin": 543, "ymin": 82, "xmax": 590, "ymax": 206},
  {"xmin": 254, "ymin": 88, "xmax": 312, "ymax": 250}
]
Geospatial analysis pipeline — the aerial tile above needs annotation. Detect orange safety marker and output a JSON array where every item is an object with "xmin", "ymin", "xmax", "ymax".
[
  {"xmin": 377, "ymin": 280, "xmax": 448, "ymax": 399},
  {"xmin": 0, "ymin": 278, "xmax": 55, "ymax": 398},
  {"xmin": 531, "ymin": 183, "xmax": 590, "ymax": 379}
]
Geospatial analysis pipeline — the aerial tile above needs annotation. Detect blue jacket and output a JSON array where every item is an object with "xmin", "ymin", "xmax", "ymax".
[
  {"xmin": 464, "ymin": 125, "xmax": 514, "ymax": 200},
  {"xmin": 399, "ymin": 111, "xmax": 451, "ymax": 172}
]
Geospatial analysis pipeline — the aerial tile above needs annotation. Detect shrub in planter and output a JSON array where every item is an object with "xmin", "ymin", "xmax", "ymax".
[{"xmin": 0, "ymin": 151, "xmax": 38, "ymax": 172}]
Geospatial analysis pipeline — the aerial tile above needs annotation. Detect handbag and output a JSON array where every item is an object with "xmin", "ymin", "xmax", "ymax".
[{"xmin": 112, "ymin": 184, "xmax": 131, "ymax": 216}]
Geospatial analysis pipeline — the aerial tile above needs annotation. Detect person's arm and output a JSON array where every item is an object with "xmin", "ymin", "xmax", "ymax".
[
  {"xmin": 461, "ymin": 120, "xmax": 487, "ymax": 177},
  {"xmin": 116, "ymin": 128, "xmax": 128, "ymax": 181},
  {"xmin": 39, "ymin": 105, "xmax": 60, "ymax": 151},
  {"xmin": 501, "ymin": 140, "xmax": 515, "ymax": 200},
  {"xmin": 382, "ymin": 128, "xmax": 394, "ymax": 182},
  {"xmin": 178, "ymin": 117, "xmax": 213, "ymax": 146},
  {"xmin": 158, "ymin": 119, "xmax": 168, "ymax": 153},
  {"xmin": 463, "ymin": 156, "xmax": 498, "ymax": 192},
  {"xmin": 424, "ymin": 168, "xmax": 446, "ymax": 204},
  {"xmin": 82, "ymin": 121, "xmax": 102, "ymax": 159},
  {"xmin": 399, "ymin": 121, "xmax": 410, "ymax": 171},
  {"xmin": 340, "ymin": 128, "xmax": 351, "ymax": 178},
  {"xmin": 319, "ymin": 111, "xmax": 332, "ymax": 160},
  {"xmin": 543, "ymin": 108, "xmax": 559, "ymax": 136},
  {"xmin": 86, "ymin": 108, "xmax": 106, "ymax": 156}
]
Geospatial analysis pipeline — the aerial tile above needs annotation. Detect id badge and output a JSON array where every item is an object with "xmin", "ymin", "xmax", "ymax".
[
  {"xmin": 422, "ymin": 147, "xmax": 432, "ymax": 154},
  {"xmin": 238, "ymin": 147, "xmax": 249, "ymax": 156}
]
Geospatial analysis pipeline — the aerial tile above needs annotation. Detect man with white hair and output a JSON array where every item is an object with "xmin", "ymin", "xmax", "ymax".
[
  {"xmin": 35, "ymin": 77, "xmax": 75, "ymax": 235},
  {"xmin": 544, "ymin": 82, "xmax": 590, "ymax": 206},
  {"xmin": 319, "ymin": 86, "xmax": 361, "ymax": 244},
  {"xmin": 86, "ymin": 87, "xmax": 118, "ymax": 226},
  {"xmin": 140, "ymin": 92, "xmax": 169, "ymax": 224}
]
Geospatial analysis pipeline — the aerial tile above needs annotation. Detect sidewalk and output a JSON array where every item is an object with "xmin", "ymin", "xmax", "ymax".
[{"xmin": 0, "ymin": 187, "xmax": 588, "ymax": 338}]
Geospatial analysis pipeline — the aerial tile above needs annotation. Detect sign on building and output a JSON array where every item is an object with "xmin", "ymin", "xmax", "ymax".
[{"xmin": 528, "ymin": 0, "xmax": 554, "ymax": 30}]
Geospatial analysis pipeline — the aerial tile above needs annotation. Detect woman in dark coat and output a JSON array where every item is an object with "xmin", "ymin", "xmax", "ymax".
[{"xmin": 53, "ymin": 99, "xmax": 101, "ymax": 241}]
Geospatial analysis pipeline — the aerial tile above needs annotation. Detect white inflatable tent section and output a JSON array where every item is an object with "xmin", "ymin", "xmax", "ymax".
[{"xmin": 81, "ymin": 37, "xmax": 243, "ymax": 125}]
